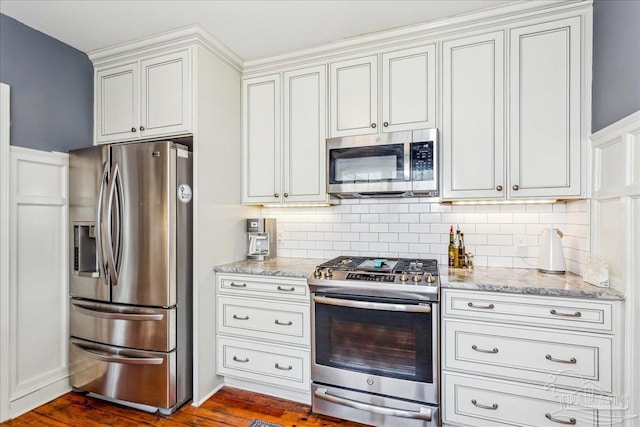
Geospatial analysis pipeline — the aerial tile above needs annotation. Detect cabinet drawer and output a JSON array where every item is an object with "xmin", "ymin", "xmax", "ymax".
[
  {"xmin": 444, "ymin": 289, "xmax": 614, "ymax": 333},
  {"xmin": 217, "ymin": 274, "xmax": 308, "ymax": 300},
  {"xmin": 443, "ymin": 372, "xmax": 613, "ymax": 427},
  {"xmin": 217, "ymin": 336, "xmax": 310, "ymax": 392},
  {"xmin": 217, "ymin": 296, "xmax": 310, "ymax": 346},
  {"xmin": 443, "ymin": 319, "xmax": 613, "ymax": 393}
]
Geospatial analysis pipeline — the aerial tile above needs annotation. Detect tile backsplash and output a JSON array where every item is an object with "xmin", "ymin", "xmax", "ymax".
[{"xmin": 262, "ymin": 198, "xmax": 590, "ymax": 276}]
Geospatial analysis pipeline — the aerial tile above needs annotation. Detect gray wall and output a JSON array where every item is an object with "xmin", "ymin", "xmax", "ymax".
[
  {"xmin": 592, "ymin": 0, "xmax": 640, "ymax": 132},
  {"xmin": 0, "ymin": 14, "xmax": 93, "ymax": 152}
]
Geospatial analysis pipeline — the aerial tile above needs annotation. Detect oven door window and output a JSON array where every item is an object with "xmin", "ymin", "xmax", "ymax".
[
  {"xmin": 329, "ymin": 144, "xmax": 405, "ymax": 184},
  {"xmin": 314, "ymin": 297, "xmax": 433, "ymax": 383}
]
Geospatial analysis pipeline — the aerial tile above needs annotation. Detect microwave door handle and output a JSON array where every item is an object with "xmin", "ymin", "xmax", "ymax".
[
  {"xmin": 404, "ymin": 142, "xmax": 411, "ymax": 182},
  {"xmin": 96, "ymin": 162, "xmax": 109, "ymax": 284},
  {"xmin": 314, "ymin": 388, "xmax": 432, "ymax": 421},
  {"xmin": 312, "ymin": 295, "xmax": 431, "ymax": 313},
  {"xmin": 105, "ymin": 163, "xmax": 120, "ymax": 286}
]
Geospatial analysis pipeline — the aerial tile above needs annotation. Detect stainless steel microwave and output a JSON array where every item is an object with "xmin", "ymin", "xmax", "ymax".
[{"xmin": 327, "ymin": 129, "xmax": 438, "ymax": 198}]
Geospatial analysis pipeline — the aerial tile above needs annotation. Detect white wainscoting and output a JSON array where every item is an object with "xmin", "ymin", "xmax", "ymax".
[
  {"xmin": 591, "ymin": 110, "xmax": 640, "ymax": 426},
  {"xmin": 4, "ymin": 146, "xmax": 70, "ymax": 420}
]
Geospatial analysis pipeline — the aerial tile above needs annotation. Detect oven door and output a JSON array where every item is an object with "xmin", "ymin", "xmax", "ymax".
[
  {"xmin": 327, "ymin": 141, "xmax": 411, "ymax": 195},
  {"xmin": 311, "ymin": 293, "xmax": 439, "ymax": 405}
]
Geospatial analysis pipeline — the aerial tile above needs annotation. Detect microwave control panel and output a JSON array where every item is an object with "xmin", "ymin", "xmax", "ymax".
[{"xmin": 411, "ymin": 142, "xmax": 434, "ymax": 182}]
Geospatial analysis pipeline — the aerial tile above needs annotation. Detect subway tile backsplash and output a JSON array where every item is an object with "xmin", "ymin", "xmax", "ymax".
[{"xmin": 262, "ymin": 198, "xmax": 590, "ymax": 276}]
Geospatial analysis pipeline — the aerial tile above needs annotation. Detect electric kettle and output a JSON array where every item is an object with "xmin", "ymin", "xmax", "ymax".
[{"xmin": 537, "ymin": 228, "xmax": 566, "ymax": 274}]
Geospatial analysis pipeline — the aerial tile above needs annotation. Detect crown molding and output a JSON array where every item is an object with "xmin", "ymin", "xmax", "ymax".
[
  {"xmin": 243, "ymin": 0, "xmax": 592, "ymax": 76},
  {"xmin": 88, "ymin": 25, "xmax": 243, "ymax": 72}
]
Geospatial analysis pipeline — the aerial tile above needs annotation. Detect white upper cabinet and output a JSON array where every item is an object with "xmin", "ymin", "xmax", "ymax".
[
  {"xmin": 442, "ymin": 15, "xmax": 584, "ymax": 201},
  {"xmin": 329, "ymin": 45, "xmax": 436, "ymax": 137},
  {"xmin": 242, "ymin": 74, "xmax": 281, "ymax": 204},
  {"xmin": 509, "ymin": 17, "xmax": 582, "ymax": 199},
  {"xmin": 283, "ymin": 66, "xmax": 327, "ymax": 204},
  {"xmin": 242, "ymin": 65, "xmax": 328, "ymax": 205},
  {"xmin": 96, "ymin": 50, "xmax": 191, "ymax": 144},
  {"xmin": 329, "ymin": 55, "xmax": 378, "ymax": 137},
  {"xmin": 442, "ymin": 32, "xmax": 505, "ymax": 200},
  {"xmin": 382, "ymin": 45, "xmax": 436, "ymax": 133}
]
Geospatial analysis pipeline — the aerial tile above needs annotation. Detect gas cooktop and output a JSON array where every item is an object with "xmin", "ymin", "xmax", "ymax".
[{"xmin": 308, "ymin": 256, "xmax": 440, "ymax": 301}]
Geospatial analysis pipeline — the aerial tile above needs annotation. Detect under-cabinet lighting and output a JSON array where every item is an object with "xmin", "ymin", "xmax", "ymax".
[
  {"xmin": 451, "ymin": 199, "xmax": 558, "ymax": 205},
  {"xmin": 261, "ymin": 203, "xmax": 333, "ymax": 208}
]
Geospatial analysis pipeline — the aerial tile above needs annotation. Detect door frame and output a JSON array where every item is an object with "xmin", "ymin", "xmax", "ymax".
[{"xmin": 0, "ymin": 82, "xmax": 11, "ymax": 422}]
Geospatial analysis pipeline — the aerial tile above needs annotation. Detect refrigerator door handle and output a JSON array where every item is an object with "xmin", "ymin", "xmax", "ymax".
[
  {"xmin": 71, "ymin": 342, "xmax": 164, "ymax": 365},
  {"xmin": 71, "ymin": 302, "xmax": 165, "ymax": 321},
  {"xmin": 105, "ymin": 163, "xmax": 120, "ymax": 286},
  {"xmin": 96, "ymin": 162, "xmax": 109, "ymax": 285}
]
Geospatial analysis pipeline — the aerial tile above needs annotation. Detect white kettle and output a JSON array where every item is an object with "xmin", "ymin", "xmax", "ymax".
[{"xmin": 537, "ymin": 228, "xmax": 566, "ymax": 273}]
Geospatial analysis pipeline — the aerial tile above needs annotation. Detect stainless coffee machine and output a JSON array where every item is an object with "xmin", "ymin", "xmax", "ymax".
[{"xmin": 247, "ymin": 218, "xmax": 277, "ymax": 261}]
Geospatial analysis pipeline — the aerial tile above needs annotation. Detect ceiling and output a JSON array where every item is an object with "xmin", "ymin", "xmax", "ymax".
[{"xmin": 0, "ymin": 0, "xmax": 514, "ymax": 62}]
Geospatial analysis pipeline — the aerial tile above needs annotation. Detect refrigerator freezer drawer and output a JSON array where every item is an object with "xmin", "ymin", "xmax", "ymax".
[
  {"xmin": 70, "ymin": 338, "xmax": 177, "ymax": 408},
  {"xmin": 70, "ymin": 299, "xmax": 176, "ymax": 352}
]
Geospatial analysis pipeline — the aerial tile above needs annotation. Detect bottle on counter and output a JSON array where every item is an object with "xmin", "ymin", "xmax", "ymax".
[
  {"xmin": 458, "ymin": 233, "xmax": 466, "ymax": 267},
  {"xmin": 448, "ymin": 226, "xmax": 456, "ymax": 267}
]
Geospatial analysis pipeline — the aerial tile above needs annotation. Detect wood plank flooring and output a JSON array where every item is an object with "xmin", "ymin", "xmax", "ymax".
[{"xmin": 1, "ymin": 387, "xmax": 367, "ymax": 427}]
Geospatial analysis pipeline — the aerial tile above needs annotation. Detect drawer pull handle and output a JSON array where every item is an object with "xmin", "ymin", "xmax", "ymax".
[
  {"xmin": 232, "ymin": 314, "xmax": 249, "ymax": 320},
  {"xmin": 230, "ymin": 282, "xmax": 247, "ymax": 288},
  {"xmin": 545, "ymin": 354, "xmax": 577, "ymax": 364},
  {"xmin": 275, "ymin": 363, "xmax": 293, "ymax": 371},
  {"xmin": 232, "ymin": 356, "xmax": 249, "ymax": 363},
  {"xmin": 550, "ymin": 309, "xmax": 581, "ymax": 317},
  {"xmin": 277, "ymin": 286, "xmax": 296, "ymax": 292},
  {"xmin": 472, "ymin": 345, "xmax": 499, "ymax": 354},
  {"xmin": 275, "ymin": 320, "xmax": 293, "ymax": 326},
  {"xmin": 468, "ymin": 302, "xmax": 495, "ymax": 310},
  {"xmin": 545, "ymin": 413, "xmax": 576, "ymax": 425},
  {"xmin": 471, "ymin": 399, "xmax": 498, "ymax": 410}
]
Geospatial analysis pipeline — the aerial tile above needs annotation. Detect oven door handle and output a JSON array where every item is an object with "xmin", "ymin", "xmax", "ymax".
[
  {"xmin": 314, "ymin": 388, "xmax": 432, "ymax": 421},
  {"xmin": 312, "ymin": 295, "xmax": 431, "ymax": 313}
]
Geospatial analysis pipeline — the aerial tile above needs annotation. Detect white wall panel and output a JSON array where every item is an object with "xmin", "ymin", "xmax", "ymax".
[{"xmin": 7, "ymin": 147, "xmax": 69, "ymax": 419}]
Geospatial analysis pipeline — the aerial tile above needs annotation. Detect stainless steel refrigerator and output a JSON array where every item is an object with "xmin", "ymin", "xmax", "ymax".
[{"xmin": 68, "ymin": 140, "xmax": 192, "ymax": 414}]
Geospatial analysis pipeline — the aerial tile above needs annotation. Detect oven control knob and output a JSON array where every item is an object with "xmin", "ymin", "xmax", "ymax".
[
  {"xmin": 426, "ymin": 273, "xmax": 435, "ymax": 284},
  {"xmin": 399, "ymin": 271, "xmax": 409, "ymax": 281},
  {"xmin": 324, "ymin": 268, "xmax": 333, "ymax": 278},
  {"xmin": 366, "ymin": 378, "xmax": 374, "ymax": 385},
  {"xmin": 412, "ymin": 274, "xmax": 423, "ymax": 282},
  {"xmin": 313, "ymin": 267, "xmax": 322, "ymax": 279}
]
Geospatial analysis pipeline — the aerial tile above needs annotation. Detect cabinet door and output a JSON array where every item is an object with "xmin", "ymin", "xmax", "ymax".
[
  {"xmin": 283, "ymin": 66, "xmax": 328, "ymax": 204},
  {"xmin": 329, "ymin": 55, "xmax": 378, "ymax": 137},
  {"xmin": 242, "ymin": 74, "xmax": 281, "ymax": 204},
  {"xmin": 441, "ymin": 32, "xmax": 505, "ymax": 200},
  {"xmin": 382, "ymin": 44, "xmax": 436, "ymax": 133},
  {"xmin": 96, "ymin": 63, "xmax": 139, "ymax": 144},
  {"xmin": 140, "ymin": 50, "xmax": 191, "ymax": 139},
  {"xmin": 509, "ymin": 17, "xmax": 581, "ymax": 198}
]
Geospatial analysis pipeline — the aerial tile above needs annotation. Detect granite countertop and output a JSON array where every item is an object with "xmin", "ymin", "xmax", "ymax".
[
  {"xmin": 214, "ymin": 257, "xmax": 625, "ymax": 301},
  {"xmin": 441, "ymin": 266, "xmax": 624, "ymax": 300},
  {"xmin": 214, "ymin": 257, "xmax": 324, "ymax": 279}
]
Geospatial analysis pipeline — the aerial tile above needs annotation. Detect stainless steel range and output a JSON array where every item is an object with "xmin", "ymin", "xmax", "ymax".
[{"xmin": 308, "ymin": 256, "xmax": 440, "ymax": 427}]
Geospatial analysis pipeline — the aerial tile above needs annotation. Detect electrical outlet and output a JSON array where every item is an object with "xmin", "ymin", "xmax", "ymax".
[{"xmin": 515, "ymin": 235, "xmax": 527, "ymax": 247}]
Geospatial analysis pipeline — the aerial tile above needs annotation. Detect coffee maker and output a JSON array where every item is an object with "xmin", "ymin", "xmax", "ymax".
[{"xmin": 247, "ymin": 218, "xmax": 277, "ymax": 261}]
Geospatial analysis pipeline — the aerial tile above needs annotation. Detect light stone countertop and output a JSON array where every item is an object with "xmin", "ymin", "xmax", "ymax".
[
  {"xmin": 441, "ymin": 266, "xmax": 625, "ymax": 301},
  {"xmin": 214, "ymin": 257, "xmax": 625, "ymax": 300}
]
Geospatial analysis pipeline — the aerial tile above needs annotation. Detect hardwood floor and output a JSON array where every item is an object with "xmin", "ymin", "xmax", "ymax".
[{"xmin": 1, "ymin": 387, "xmax": 367, "ymax": 427}]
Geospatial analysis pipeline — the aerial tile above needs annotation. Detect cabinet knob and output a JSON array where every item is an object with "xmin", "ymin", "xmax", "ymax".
[
  {"xmin": 284, "ymin": 193, "xmax": 289, "ymax": 198},
  {"xmin": 139, "ymin": 125, "xmax": 145, "ymax": 131},
  {"xmin": 274, "ymin": 193, "xmax": 279, "ymax": 198},
  {"xmin": 371, "ymin": 123, "xmax": 377, "ymax": 128},
  {"xmin": 131, "ymin": 127, "xmax": 137, "ymax": 133},
  {"xmin": 496, "ymin": 185, "xmax": 503, "ymax": 191},
  {"xmin": 383, "ymin": 122, "xmax": 389, "ymax": 127},
  {"xmin": 512, "ymin": 185, "xmax": 520, "ymax": 191}
]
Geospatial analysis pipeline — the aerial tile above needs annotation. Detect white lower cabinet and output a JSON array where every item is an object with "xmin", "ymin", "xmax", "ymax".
[
  {"xmin": 216, "ymin": 273, "xmax": 310, "ymax": 402},
  {"xmin": 442, "ymin": 289, "xmax": 622, "ymax": 427}
]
